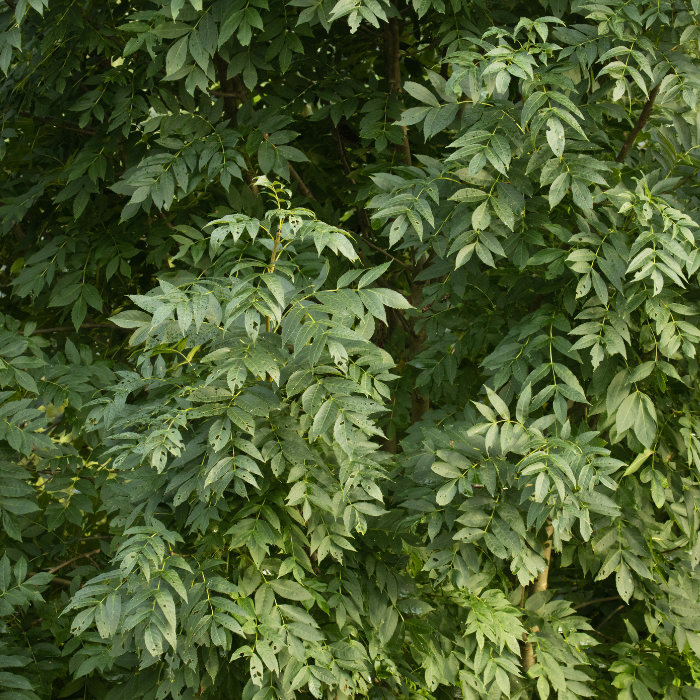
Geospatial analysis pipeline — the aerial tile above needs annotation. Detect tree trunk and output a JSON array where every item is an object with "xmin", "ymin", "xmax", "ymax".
[
  {"xmin": 383, "ymin": 13, "xmax": 412, "ymax": 167},
  {"xmin": 522, "ymin": 524, "xmax": 554, "ymax": 672}
]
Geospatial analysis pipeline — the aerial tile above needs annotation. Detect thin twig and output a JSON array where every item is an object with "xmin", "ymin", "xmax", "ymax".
[
  {"xmin": 596, "ymin": 604, "xmax": 625, "ymax": 631},
  {"xmin": 360, "ymin": 235, "xmax": 411, "ymax": 269},
  {"xmin": 17, "ymin": 111, "xmax": 98, "ymax": 136},
  {"xmin": 288, "ymin": 163, "xmax": 315, "ymax": 200},
  {"xmin": 214, "ymin": 55, "xmax": 242, "ymax": 128},
  {"xmin": 391, "ymin": 305, "xmax": 416, "ymax": 337},
  {"xmin": 333, "ymin": 126, "xmax": 356, "ymax": 184},
  {"xmin": 615, "ymin": 83, "xmax": 661, "ymax": 163},
  {"xmin": 48, "ymin": 549, "xmax": 101, "ymax": 574},
  {"xmin": 31, "ymin": 323, "xmax": 119, "ymax": 335},
  {"xmin": 676, "ymin": 167, "xmax": 700, "ymax": 190},
  {"xmin": 215, "ymin": 59, "xmax": 313, "ymax": 199},
  {"xmin": 27, "ymin": 573, "xmax": 71, "ymax": 586},
  {"xmin": 158, "ymin": 210, "xmax": 174, "ymax": 229},
  {"xmin": 332, "ymin": 128, "xmax": 373, "ymax": 237},
  {"xmin": 358, "ymin": 25, "xmax": 380, "ymax": 40},
  {"xmin": 573, "ymin": 596, "xmax": 621, "ymax": 610}
]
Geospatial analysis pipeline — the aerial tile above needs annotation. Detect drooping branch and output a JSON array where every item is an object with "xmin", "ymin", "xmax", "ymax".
[{"xmin": 615, "ymin": 82, "xmax": 661, "ymax": 163}]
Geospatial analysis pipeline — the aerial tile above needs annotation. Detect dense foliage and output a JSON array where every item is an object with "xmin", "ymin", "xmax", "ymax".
[{"xmin": 2, "ymin": 0, "xmax": 700, "ymax": 698}]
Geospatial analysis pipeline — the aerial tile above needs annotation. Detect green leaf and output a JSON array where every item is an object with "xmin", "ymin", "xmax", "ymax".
[
  {"xmin": 364, "ymin": 288, "xmax": 411, "ymax": 309},
  {"xmin": 311, "ymin": 399, "xmax": 338, "ymax": 439},
  {"xmin": 286, "ymin": 622, "xmax": 324, "ymax": 641},
  {"xmin": 623, "ymin": 449, "xmax": 653, "ymax": 477},
  {"xmin": 189, "ymin": 29, "xmax": 209, "ymax": 73},
  {"xmin": 358, "ymin": 261, "xmax": 391, "ymax": 289},
  {"xmin": 166, "ymin": 36, "xmax": 189, "ymax": 76},
  {"xmin": 269, "ymin": 579, "xmax": 312, "ymax": 601},
  {"xmin": 403, "ymin": 82, "xmax": 440, "ymax": 107},
  {"xmin": 0, "ymin": 672, "xmax": 34, "ymax": 690},
  {"xmin": 549, "ymin": 173, "xmax": 570, "ymax": 208},
  {"xmin": 472, "ymin": 200, "xmax": 491, "ymax": 230},
  {"xmin": 616, "ymin": 393, "xmax": 640, "ymax": 435},
  {"xmin": 571, "ymin": 178, "xmax": 593, "ymax": 212},
  {"xmin": 160, "ymin": 569, "xmax": 188, "ymax": 602},
  {"xmin": 546, "ymin": 116, "xmax": 565, "ymax": 157},
  {"xmin": 104, "ymin": 593, "xmax": 121, "ymax": 636},
  {"xmin": 72, "ymin": 296, "xmax": 87, "ymax": 331}
]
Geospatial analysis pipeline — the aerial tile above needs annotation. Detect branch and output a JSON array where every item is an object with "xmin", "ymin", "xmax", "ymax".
[
  {"xmin": 208, "ymin": 90, "xmax": 237, "ymax": 98},
  {"xmin": 48, "ymin": 549, "xmax": 101, "ymax": 574},
  {"xmin": 27, "ymin": 572, "xmax": 71, "ymax": 586},
  {"xmin": 217, "ymin": 56, "xmax": 315, "ymax": 200},
  {"xmin": 358, "ymin": 25, "xmax": 381, "ymax": 40},
  {"xmin": 216, "ymin": 57, "xmax": 315, "ymax": 200},
  {"xmin": 573, "ymin": 596, "xmax": 621, "ymax": 610},
  {"xmin": 17, "ymin": 111, "xmax": 98, "ymax": 136},
  {"xmin": 676, "ymin": 167, "xmax": 700, "ymax": 190},
  {"xmin": 288, "ymin": 163, "xmax": 315, "ymax": 200},
  {"xmin": 615, "ymin": 82, "xmax": 661, "ymax": 163},
  {"xmin": 214, "ymin": 55, "xmax": 241, "ymax": 128},
  {"xmin": 158, "ymin": 210, "xmax": 174, "ymax": 229},
  {"xmin": 31, "ymin": 323, "xmax": 120, "ymax": 335},
  {"xmin": 391, "ymin": 304, "xmax": 415, "ymax": 337},
  {"xmin": 334, "ymin": 127, "xmax": 378, "ymax": 237},
  {"xmin": 359, "ymin": 233, "xmax": 411, "ymax": 269},
  {"xmin": 596, "ymin": 604, "xmax": 625, "ymax": 631},
  {"xmin": 333, "ymin": 126, "xmax": 356, "ymax": 184}
]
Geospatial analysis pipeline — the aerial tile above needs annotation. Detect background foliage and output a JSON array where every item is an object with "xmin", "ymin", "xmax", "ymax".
[{"xmin": 2, "ymin": 0, "xmax": 700, "ymax": 699}]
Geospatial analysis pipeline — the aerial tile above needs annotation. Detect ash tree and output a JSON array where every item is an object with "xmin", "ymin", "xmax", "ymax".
[{"xmin": 2, "ymin": 0, "xmax": 700, "ymax": 699}]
